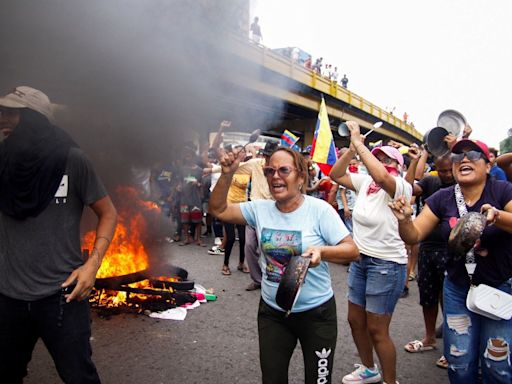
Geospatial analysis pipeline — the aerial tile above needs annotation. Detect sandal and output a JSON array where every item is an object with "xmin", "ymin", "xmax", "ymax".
[
  {"xmin": 436, "ymin": 355, "xmax": 448, "ymax": 369},
  {"xmin": 404, "ymin": 340, "xmax": 436, "ymax": 353},
  {"xmin": 237, "ymin": 264, "xmax": 250, "ymax": 273},
  {"xmin": 221, "ymin": 265, "xmax": 231, "ymax": 276}
]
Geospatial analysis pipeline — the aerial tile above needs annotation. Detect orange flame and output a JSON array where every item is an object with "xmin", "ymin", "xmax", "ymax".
[
  {"xmin": 83, "ymin": 186, "xmax": 165, "ymax": 308},
  {"xmin": 83, "ymin": 186, "xmax": 160, "ymax": 279}
]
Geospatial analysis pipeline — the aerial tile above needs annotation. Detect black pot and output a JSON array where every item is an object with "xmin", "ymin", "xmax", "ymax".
[{"xmin": 424, "ymin": 126, "xmax": 449, "ymax": 158}]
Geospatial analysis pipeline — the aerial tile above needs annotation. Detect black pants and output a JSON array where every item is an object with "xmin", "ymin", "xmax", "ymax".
[
  {"xmin": 212, "ymin": 217, "xmax": 223, "ymax": 238},
  {"xmin": 417, "ymin": 245, "xmax": 448, "ymax": 307},
  {"xmin": 0, "ymin": 292, "xmax": 100, "ymax": 384},
  {"xmin": 223, "ymin": 223, "xmax": 246, "ymax": 266},
  {"xmin": 258, "ymin": 296, "xmax": 337, "ymax": 384}
]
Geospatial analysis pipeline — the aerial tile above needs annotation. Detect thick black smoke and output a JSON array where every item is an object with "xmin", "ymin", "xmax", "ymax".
[{"xmin": 0, "ymin": 0, "xmax": 285, "ymax": 189}]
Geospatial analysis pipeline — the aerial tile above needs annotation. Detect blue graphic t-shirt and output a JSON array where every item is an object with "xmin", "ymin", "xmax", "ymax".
[{"xmin": 240, "ymin": 195, "xmax": 349, "ymax": 312}]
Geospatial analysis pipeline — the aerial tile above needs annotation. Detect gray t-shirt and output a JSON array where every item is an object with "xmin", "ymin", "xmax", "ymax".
[
  {"xmin": 180, "ymin": 164, "xmax": 203, "ymax": 207},
  {"xmin": 0, "ymin": 148, "xmax": 107, "ymax": 300}
]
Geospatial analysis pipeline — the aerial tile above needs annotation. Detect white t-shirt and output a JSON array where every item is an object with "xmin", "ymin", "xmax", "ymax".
[
  {"xmin": 240, "ymin": 195, "xmax": 349, "ymax": 312},
  {"xmin": 350, "ymin": 173, "xmax": 412, "ymax": 264}
]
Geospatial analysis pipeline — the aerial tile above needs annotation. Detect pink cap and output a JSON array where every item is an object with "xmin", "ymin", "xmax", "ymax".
[{"xmin": 371, "ymin": 145, "xmax": 404, "ymax": 167}]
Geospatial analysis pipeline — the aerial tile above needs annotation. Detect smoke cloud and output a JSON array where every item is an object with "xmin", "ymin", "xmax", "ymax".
[{"xmin": 0, "ymin": 0, "xmax": 287, "ymax": 189}]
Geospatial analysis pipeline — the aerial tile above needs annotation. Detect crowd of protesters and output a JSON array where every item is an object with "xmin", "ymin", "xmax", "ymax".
[
  {"xmin": 4, "ymin": 86, "xmax": 511, "ymax": 383},
  {"xmin": 149, "ymin": 118, "xmax": 512, "ymax": 384}
]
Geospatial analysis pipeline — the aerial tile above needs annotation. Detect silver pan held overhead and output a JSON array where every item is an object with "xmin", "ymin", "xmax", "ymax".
[
  {"xmin": 337, "ymin": 121, "xmax": 383, "ymax": 138},
  {"xmin": 437, "ymin": 109, "xmax": 466, "ymax": 138}
]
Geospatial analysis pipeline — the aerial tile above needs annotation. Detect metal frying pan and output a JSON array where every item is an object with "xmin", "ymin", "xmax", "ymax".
[
  {"xmin": 448, "ymin": 212, "xmax": 487, "ymax": 260},
  {"xmin": 338, "ymin": 121, "xmax": 383, "ymax": 138},
  {"xmin": 338, "ymin": 122, "xmax": 349, "ymax": 137},
  {"xmin": 275, "ymin": 255, "xmax": 311, "ymax": 316},
  {"xmin": 437, "ymin": 109, "xmax": 466, "ymax": 137},
  {"xmin": 424, "ymin": 126, "xmax": 450, "ymax": 157}
]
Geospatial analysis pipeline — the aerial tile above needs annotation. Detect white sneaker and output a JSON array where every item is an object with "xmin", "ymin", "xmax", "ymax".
[
  {"xmin": 214, "ymin": 237, "xmax": 222, "ymax": 246},
  {"xmin": 208, "ymin": 247, "xmax": 225, "ymax": 255},
  {"xmin": 342, "ymin": 364, "xmax": 382, "ymax": 384}
]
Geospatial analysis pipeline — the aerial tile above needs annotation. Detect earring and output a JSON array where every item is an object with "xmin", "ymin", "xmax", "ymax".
[{"xmin": 298, "ymin": 184, "xmax": 303, "ymax": 190}]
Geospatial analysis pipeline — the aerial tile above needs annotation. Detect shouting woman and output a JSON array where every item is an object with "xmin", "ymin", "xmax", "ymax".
[{"xmin": 210, "ymin": 146, "xmax": 359, "ymax": 384}]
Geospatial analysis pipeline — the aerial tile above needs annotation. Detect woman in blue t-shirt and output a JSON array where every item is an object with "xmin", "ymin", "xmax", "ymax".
[
  {"xmin": 210, "ymin": 147, "xmax": 359, "ymax": 384},
  {"xmin": 389, "ymin": 139, "xmax": 512, "ymax": 384}
]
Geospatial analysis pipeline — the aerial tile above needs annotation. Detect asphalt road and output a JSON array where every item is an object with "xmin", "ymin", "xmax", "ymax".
[{"xmin": 25, "ymin": 236, "xmax": 450, "ymax": 384}]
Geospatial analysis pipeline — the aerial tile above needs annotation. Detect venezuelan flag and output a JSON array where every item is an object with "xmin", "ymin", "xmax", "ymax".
[
  {"xmin": 281, "ymin": 129, "xmax": 299, "ymax": 147},
  {"xmin": 311, "ymin": 97, "xmax": 337, "ymax": 175}
]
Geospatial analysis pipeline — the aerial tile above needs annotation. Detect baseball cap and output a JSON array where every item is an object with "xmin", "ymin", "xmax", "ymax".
[
  {"xmin": 451, "ymin": 139, "xmax": 490, "ymax": 161},
  {"xmin": 0, "ymin": 86, "xmax": 54, "ymax": 120},
  {"xmin": 371, "ymin": 145, "xmax": 404, "ymax": 167}
]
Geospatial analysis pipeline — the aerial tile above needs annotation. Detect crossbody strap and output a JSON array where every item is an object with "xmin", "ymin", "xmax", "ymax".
[{"xmin": 454, "ymin": 184, "xmax": 476, "ymax": 269}]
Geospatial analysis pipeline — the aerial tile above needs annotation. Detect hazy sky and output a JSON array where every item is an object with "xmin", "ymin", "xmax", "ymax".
[{"xmin": 252, "ymin": 0, "xmax": 512, "ymax": 149}]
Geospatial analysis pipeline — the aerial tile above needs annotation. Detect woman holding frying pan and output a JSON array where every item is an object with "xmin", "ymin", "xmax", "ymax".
[
  {"xmin": 210, "ymin": 146, "xmax": 358, "ymax": 384},
  {"xmin": 389, "ymin": 139, "xmax": 512, "ymax": 384}
]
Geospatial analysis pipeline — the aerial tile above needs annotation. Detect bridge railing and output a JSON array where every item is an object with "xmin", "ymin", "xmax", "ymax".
[{"xmin": 243, "ymin": 40, "xmax": 422, "ymax": 141}]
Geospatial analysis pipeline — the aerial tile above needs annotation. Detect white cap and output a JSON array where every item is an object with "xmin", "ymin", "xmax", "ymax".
[{"xmin": 0, "ymin": 86, "xmax": 54, "ymax": 120}]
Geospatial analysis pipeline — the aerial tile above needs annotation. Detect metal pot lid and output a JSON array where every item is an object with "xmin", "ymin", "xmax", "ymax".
[
  {"xmin": 425, "ymin": 126, "xmax": 450, "ymax": 157},
  {"xmin": 437, "ymin": 109, "xmax": 466, "ymax": 137}
]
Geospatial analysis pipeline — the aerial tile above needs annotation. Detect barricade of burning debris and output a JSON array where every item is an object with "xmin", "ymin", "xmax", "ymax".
[
  {"xmin": 89, "ymin": 261, "xmax": 215, "ymax": 317},
  {"xmin": 82, "ymin": 186, "xmax": 216, "ymax": 318}
]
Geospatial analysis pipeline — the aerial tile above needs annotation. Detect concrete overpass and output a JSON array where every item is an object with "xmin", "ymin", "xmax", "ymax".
[{"xmin": 222, "ymin": 35, "xmax": 423, "ymax": 147}]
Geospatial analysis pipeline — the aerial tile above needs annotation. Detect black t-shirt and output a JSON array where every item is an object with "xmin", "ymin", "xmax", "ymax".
[
  {"xmin": 426, "ymin": 179, "xmax": 512, "ymax": 287},
  {"xmin": 417, "ymin": 176, "xmax": 454, "ymax": 248}
]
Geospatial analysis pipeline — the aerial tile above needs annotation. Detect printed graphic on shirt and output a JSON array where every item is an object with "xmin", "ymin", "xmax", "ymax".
[
  {"xmin": 260, "ymin": 228, "xmax": 301, "ymax": 283},
  {"xmin": 54, "ymin": 175, "xmax": 68, "ymax": 204}
]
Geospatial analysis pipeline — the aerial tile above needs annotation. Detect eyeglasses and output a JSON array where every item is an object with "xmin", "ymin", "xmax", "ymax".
[
  {"xmin": 263, "ymin": 166, "xmax": 297, "ymax": 178},
  {"xmin": 451, "ymin": 150, "xmax": 484, "ymax": 163}
]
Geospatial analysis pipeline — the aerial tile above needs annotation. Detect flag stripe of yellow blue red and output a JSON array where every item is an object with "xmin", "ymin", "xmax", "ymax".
[
  {"xmin": 311, "ymin": 97, "xmax": 337, "ymax": 175},
  {"xmin": 281, "ymin": 129, "xmax": 299, "ymax": 147}
]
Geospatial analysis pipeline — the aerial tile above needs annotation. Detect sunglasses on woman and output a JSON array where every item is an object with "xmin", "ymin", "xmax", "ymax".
[
  {"xmin": 450, "ymin": 150, "xmax": 485, "ymax": 163},
  {"xmin": 263, "ymin": 166, "xmax": 297, "ymax": 178}
]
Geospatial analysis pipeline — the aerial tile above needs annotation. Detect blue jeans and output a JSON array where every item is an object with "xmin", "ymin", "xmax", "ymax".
[
  {"xmin": 0, "ymin": 291, "xmax": 100, "ymax": 383},
  {"xmin": 348, "ymin": 254, "xmax": 406, "ymax": 315},
  {"xmin": 443, "ymin": 277, "xmax": 512, "ymax": 383}
]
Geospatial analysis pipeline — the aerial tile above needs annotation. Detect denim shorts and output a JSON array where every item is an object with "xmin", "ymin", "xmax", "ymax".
[{"xmin": 348, "ymin": 254, "xmax": 407, "ymax": 315}]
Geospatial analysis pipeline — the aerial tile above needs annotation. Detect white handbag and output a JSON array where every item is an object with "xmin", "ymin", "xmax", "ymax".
[
  {"xmin": 466, "ymin": 283, "xmax": 512, "ymax": 321},
  {"xmin": 454, "ymin": 185, "xmax": 512, "ymax": 321}
]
